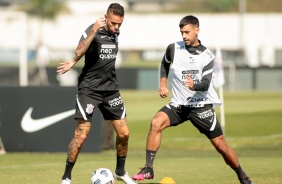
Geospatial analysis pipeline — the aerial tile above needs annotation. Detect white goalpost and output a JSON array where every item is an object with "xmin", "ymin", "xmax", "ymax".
[{"xmin": 0, "ymin": 11, "xmax": 28, "ymax": 86}]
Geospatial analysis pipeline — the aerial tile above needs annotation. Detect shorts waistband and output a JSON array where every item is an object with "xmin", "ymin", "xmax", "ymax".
[{"xmin": 184, "ymin": 104, "xmax": 212, "ymax": 108}]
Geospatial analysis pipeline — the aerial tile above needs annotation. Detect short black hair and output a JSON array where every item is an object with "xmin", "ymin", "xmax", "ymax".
[
  {"xmin": 179, "ymin": 15, "xmax": 199, "ymax": 28},
  {"xmin": 107, "ymin": 3, "xmax": 124, "ymax": 17}
]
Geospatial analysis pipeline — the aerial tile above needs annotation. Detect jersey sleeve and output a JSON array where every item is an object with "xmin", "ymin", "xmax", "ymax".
[
  {"xmin": 160, "ymin": 43, "xmax": 174, "ymax": 78},
  {"xmin": 78, "ymin": 24, "xmax": 94, "ymax": 43},
  {"xmin": 194, "ymin": 59, "xmax": 214, "ymax": 91}
]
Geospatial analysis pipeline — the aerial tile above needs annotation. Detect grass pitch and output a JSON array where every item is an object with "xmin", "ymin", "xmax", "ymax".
[{"xmin": 0, "ymin": 90, "xmax": 282, "ymax": 184}]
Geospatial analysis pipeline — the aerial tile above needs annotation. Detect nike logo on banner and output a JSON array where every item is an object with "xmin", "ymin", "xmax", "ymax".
[{"xmin": 21, "ymin": 107, "xmax": 75, "ymax": 133}]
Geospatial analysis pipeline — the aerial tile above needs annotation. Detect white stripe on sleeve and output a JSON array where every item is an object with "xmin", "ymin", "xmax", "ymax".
[
  {"xmin": 82, "ymin": 31, "xmax": 87, "ymax": 39},
  {"xmin": 165, "ymin": 54, "xmax": 171, "ymax": 63}
]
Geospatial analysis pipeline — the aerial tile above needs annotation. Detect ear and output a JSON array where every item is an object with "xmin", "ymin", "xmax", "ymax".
[{"xmin": 196, "ymin": 27, "xmax": 200, "ymax": 34}]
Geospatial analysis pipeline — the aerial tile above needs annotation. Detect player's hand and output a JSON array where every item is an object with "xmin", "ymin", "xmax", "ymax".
[
  {"xmin": 57, "ymin": 60, "xmax": 75, "ymax": 74},
  {"xmin": 185, "ymin": 74, "xmax": 194, "ymax": 90},
  {"xmin": 92, "ymin": 16, "xmax": 107, "ymax": 33},
  {"xmin": 158, "ymin": 86, "xmax": 169, "ymax": 98}
]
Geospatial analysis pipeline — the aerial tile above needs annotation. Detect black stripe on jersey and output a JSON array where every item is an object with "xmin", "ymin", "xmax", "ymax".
[
  {"xmin": 160, "ymin": 43, "xmax": 174, "ymax": 78},
  {"xmin": 194, "ymin": 60, "xmax": 213, "ymax": 91}
]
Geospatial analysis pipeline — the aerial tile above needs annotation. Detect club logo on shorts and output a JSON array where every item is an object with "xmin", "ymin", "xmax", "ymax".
[{"xmin": 86, "ymin": 104, "xmax": 94, "ymax": 114}]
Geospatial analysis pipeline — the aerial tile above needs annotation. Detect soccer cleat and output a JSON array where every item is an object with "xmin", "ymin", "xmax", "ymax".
[
  {"xmin": 239, "ymin": 176, "xmax": 253, "ymax": 184},
  {"xmin": 113, "ymin": 172, "xmax": 137, "ymax": 184},
  {"xmin": 132, "ymin": 166, "xmax": 154, "ymax": 181},
  {"xmin": 61, "ymin": 178, "xmax": 71, "ymax": 184}
]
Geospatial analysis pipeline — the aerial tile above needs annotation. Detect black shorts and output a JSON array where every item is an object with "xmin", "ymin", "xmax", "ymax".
[
  {"xmin": 74, "ymin": 89, "xmax": 126, "ymax": 121},
  {"xmin": 160, "ymin": 102, "xmax": 223, "ymax": 139}
]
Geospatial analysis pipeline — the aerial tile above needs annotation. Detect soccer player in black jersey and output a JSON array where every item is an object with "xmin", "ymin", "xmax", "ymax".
[
  {"xmin": 57, "ymin": 3, "xmax": 136, "ymax": 184},
  {"xmin": 132, "ymin": 15, "xmax": 253, "ymax": 184}
]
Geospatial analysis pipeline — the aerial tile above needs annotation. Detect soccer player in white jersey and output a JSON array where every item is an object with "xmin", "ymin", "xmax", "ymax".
[{"xmin": 132, "ymin": 15, "xmax": 253, "ymax": 184}]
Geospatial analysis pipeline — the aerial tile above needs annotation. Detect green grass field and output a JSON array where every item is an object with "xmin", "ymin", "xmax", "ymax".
[{"xmin": 0, "ymin": 90, "xmax": 282, "ymax": 184}]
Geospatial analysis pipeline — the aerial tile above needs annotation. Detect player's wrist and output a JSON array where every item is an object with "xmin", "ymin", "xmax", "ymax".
[
  {"xmin": 91, "ymin": 29, "xmax": 97, "ymax": 34},
  {"xmin": 190, "ymin": 85, "xmax": 195, "ymax": 91}
]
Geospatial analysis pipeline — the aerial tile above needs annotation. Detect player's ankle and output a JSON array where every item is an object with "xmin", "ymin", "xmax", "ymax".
[{"xmin": 115, "ymin": 170, "xmax": 125, "ymax": 176}]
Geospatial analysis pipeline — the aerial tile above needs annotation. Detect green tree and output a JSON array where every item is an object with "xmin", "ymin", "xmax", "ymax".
[
  {"xmin": 24, "ymin": 0, "xmax": 68, "ymax": 20},
  {"xmin": 20, "ymin": 0, "xmax": 68, "ymax": 85},
  {"xmin": 206, "ymin": 0, "xmax": 238, "ymax": 12},
  {"xmin": 21, "ymin": 0, "xmax": 69, "ymax": 46}
]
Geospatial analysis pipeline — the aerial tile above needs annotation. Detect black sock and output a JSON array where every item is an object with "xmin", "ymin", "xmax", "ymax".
[
  {"xmin": 115, "ymin": 156, "xmax": 126, "ymax": 176},
  {"xmin": 146, "ymin": 150, "xmax": 156, "ymax": 168},
  {"xmin": 62, "ymin": 160, "xmax": 75, "ymax": 180},
  {"xmin": 233, "ymin": 165, "xmax": 246, "ymax": 178}
]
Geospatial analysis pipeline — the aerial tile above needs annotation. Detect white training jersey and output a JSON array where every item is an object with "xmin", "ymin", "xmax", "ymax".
[{"xmin": 170, "ymin": 41, "xmax": 222, "ymax": 107}]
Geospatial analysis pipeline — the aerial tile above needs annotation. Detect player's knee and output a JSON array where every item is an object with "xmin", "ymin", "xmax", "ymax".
[
  {"xmin": 80, "ymin": 134, "xmax": 88, "ymax": 142},
  {"xmin": 150, "ymin": 117, "xmax": 163, "ymax": 131},
  {"xmin": 74, "ymin": 119, "xmax": 91, "ymax": 144},
  {"xmin": 150, "ymin": 112, "xmax": 169, "ymax": 131},
  {"xmin": 212, "ymin": 136, "xmax": 228, "ymax": 153},
  {"xmin": 122, "ymin": 130, "xmax": 130, "ymax": 140},
  {"xmin": 117, "ymin": 130, "xmax": 130, "ymax": 140}
]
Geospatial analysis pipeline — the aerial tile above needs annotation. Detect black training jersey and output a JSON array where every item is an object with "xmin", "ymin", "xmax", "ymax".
[{"xmin": 77, "ymin": 25, "xmax": 120, "ymax": 91}]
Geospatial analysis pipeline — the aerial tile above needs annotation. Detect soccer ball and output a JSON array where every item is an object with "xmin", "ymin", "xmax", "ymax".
[{"xmin": 91, "ymin": 168, "xmax": 114, "ymax": 184}]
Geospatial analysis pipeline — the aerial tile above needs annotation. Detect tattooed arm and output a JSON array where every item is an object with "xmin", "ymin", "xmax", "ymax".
[{"xmin": 57, "ymin": 16, "xmax": 106, "ymax": 74}]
